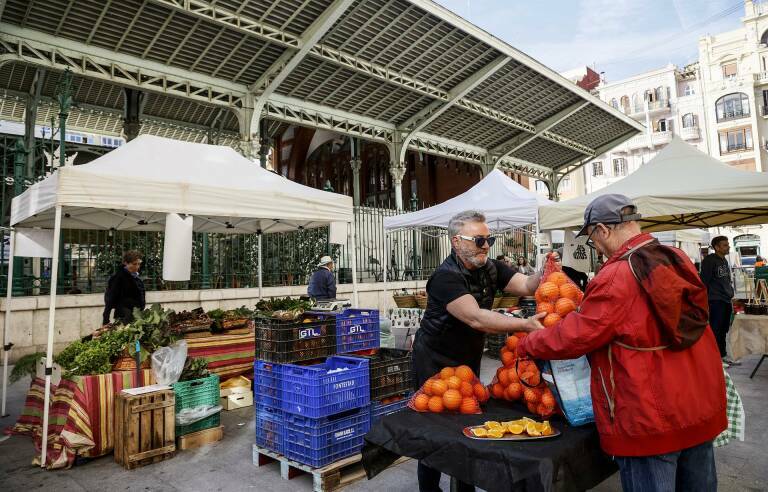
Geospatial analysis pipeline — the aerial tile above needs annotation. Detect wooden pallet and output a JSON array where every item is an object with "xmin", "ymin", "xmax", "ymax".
[
  {"xmin": 252, "ymin": 445, "xmax": 409, "ymax": 492},
  {"xmin": 177, "ymin": 425, "xmax": 223, "ymax": 450}
]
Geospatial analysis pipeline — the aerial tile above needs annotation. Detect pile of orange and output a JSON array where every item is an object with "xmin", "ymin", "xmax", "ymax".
[
  {"xmin": 489, "ymin": 331, "xmax": 558, "ymax": 418},
  {"xmin": 534, "ymin": 270, "xmax": 583, "ymax": 328},
  {"xmin": 411, "ymin": 365, "xmax": 489, "ymax": 414}
]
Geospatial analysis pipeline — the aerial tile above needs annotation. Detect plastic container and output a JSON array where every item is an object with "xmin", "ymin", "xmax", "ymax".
[
  {"xmin": 518, "ymin": 297, "xmax": 537, "ymax": 318},
  {"xmin": 254, "ymin": 360, "xmax": 283, "ymax": 409},
  {"xmin": 366, "ymin": 348, "xmax": 412, "ymax": 400},
  {"xmin": 284, "ymin": 407, "xmax": 371, "ymax": 468},
  {"xmin": 171, "ymin": 374, "xmax": 220, "ymax": 436},
  {"xmin": 255, "ymin": 403, "xmax": 284, "ymax": 454},
  {"xmin": 254, "ymin": 314, "xmax": 336, "ymax": 363},
  {"xmin": 281, "ymin": 356, "xmax": 370, "ymax": 418},
  {"xmin": 370, "ymin": 393, "xmax": 410, "ymax": 427},
  {"xmin": 309, "ymin": 309, "xmax": 380, "ymax": 354}
]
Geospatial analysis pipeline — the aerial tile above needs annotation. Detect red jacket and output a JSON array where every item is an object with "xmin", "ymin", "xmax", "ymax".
[{"xmin": 518, "ymin": 234, "xmax": 727, "ymax": 457}]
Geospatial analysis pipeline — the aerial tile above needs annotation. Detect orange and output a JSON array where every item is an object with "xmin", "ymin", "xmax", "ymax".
[
  {"xmin": 536, "ymin": 403, "xmax": 554, "ymax": 417},
  {"xmin": 501, "ymin": 350, "xmax": 515, "ymax": 367},
  {"xmin": 507, "ymin": 366, "xmax": 520, "ymax": 383},
  {"xmin": 428, "ymin": 395, "xmax": 444, "ymax": 413},
  {"xmin": 440, "ymin": 367, "xmax": 455, "ymax": 380},
  {"xmin": 459, "ymin": 381, "xmax": 474, "ymax": 398},
  {"xmin": 430, "ymin": 379, "xmax": 448, "ymax": 396},
  {"xmin": 543, "ymin": 313, "xmax": 562, "ymax": 328},
  {"xmin": 523, "ymin": 387, "xmax": 540, "ymax": 404},
  {"xmin": 547, "ymin": 271, "xmax": 569, "ymax": 286},
  {"xmin": 498, "ymin": 367, "xmax": 511, "ymax": 386},
  {"xmin": 442, "ymin": 389, "xmax": 462, "ymax": 410},
  {"xmin": 422, "ymin": 379, "xmax": 434, "ymax": 396},
  {"xmin": 505, "ymin": 382, "xmax": 522, "ymax": 401},
  {"xmin": 455, "ymin": 365, "xmax": 475, "ymax": 383},
  {"xmin": 473, "ymin": 383, "xmax": 490, "ymax": 403},
  {"xmin": 520, "ymin": 370, "xmax": 541, "ymax": 387},
  {"xmin": 526, "ymin": 400, "xmax": 538, "ymax": 414},
  {"xmin": 559, "ymin": 283, "xmax": 580, "ymax": 301},
  {"xmin": 507, "ymin": 423, "xmax": 525, "ymax": 435},
  {"xmin": 538, "ymin": 282, "xmax": 560, "ymax": 302},
  {"xmin": 536, "ymin": 302, "xmax": 554, "ymax": 315},
  {"xmin": 525, "ymin": 421, "xmax": 542, "ymax": 436},
  {"xmin": 413, "ymin": 393, "xmax": 430, "ymax": 412},
  {"xmin": 471, "ymin": 427, "xmax": 488, "ymax": 437},
  {"xmin": 554, "ymin": 298, "xmax": 576, "ymax": 317},
  {"xmin": 505, "ymin": 335, "xmax": 519, "ymax": 352},
  {"xmin": 535, "ymin": 288, "xmax": 545, "ymax": 304},
  {"xmin": 491, "ymin": 383, "xmax": 505, "ymax": 399},
  {"xmin": 541, "ymin": 391, "xmax": 556, "ymax": 409},
  {"xmin": 445, "ymin": 376, "xmax": 462, "ymax": 390},
  {"xmin": 460, "ymin": 397, "xmax": 479, "ymax": 414}
]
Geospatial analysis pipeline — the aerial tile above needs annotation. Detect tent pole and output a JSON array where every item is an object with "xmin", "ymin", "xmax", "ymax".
[
  {"xmin": 40, "ymin": 206, "xmax": 62, "ymax": 467},
  {"xmin": 383, "ymin": 231, "xmax": 389, "ymax": 310},
  {"xmin": 257, "ymin": 233, "xmax": 263, "ymax": 300},
  {"xmin": 350, "ymin": 222, "xmax": 359, "ymax": 307},
  {"xmin": 1, "ymin": 229, "xmax": 15, "ymax": 417}
]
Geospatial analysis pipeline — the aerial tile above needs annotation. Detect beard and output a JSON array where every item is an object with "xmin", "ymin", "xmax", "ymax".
[{"xmin": 456, "ymin": 245, "xmax": 487, "ymax": 269}]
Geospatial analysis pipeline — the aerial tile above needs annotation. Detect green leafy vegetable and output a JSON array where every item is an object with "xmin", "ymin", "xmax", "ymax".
[{"xmin": 10, "ymin": 352, "xmax": 44, "ymax": 383}]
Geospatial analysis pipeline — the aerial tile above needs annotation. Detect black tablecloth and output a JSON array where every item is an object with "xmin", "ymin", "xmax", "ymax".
[{"xmin": 362, "ymin": 399, "xmax": 616, "ymax": 492}]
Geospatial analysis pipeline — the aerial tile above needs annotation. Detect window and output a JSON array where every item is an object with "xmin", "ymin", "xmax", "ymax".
[
  {"xmin": 655, "ymin": 119, "xmax": 670, "ymax": 132},
  {"xmin": 722, "ymin": 62, "xmax": 737, "ymax": 79},
  {"xmin": 682, "ymin": 113, "xmax": 697, "ymax": 128},
  {"xmin": 558, "ymin": 175, "xmax": 572, "ymax": 193},
  {"xmin": 613, "ymin": 158, "xmax": 627, "ymax": 176},
  {"xmin": 610, "ymin": 98, "xmax": 619, "ymax": 109},
  {"xmin": 631, "ymin": 93, "xmax": 640, "ymax": 112},
  {"xmin": 719, "ymin": 127, "xmax": 753, "ymax": 154},
  {"xmin": 535, "ymin": 180, "xmax": 549, "ymax": 195},
  {"xmin": 645, "ymin": 89, "xmax": 656, "ymax": 103},
  {"xmin": 683, "ymin": 85, "xmax": 694, "ymax": 96},
  {"xmin": 620, "ymin": 96, "xmax": 630, "ymax": 113},
  {"xmin": 715, "ymin": 93, "xmax": 750, "ymax": 122},
  {"xmin": 762, "ymin": 29, "xmax": 768, "ymax": 46},
  {"xmin": 592, "ymin": 161, "xmax": 604, "ymax": 177}
]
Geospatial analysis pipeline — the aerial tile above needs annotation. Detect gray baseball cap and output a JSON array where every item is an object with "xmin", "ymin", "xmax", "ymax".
[{"xmin": 576, "ymin": 194, "xmax": 642, "ymax": 237}]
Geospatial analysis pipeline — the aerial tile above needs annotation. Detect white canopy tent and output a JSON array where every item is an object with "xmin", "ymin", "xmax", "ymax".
[
  {"xmin": 539, "ymin": 137, "xmax": 768, "ymax": 232},
  {"xmin": 381, "ymin": 169, "xmax": 550, "ymax": 296},
  {"xmin": 0, "ymin": 135, "xmax": 356, "ymax": 465}
]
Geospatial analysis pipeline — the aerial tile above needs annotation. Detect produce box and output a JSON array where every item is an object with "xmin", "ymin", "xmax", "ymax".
[
  {"xmin": 254, "ymin": 314, "xmax": 336, "ymax": 364},
  {"xmin": 221, "ymin": 391, "xmax": 253, "ymax": 410},
  {"xmin": 365, "ymin": 348, "xmax": 412, "ymax": 400},
  {"xmin": 284, "ymin": 406, "xmax": 371, "ymax": 468},
  {"xmin": 254, "ymin": 360, "xmax": 283, "ymax": 408},
  {"xmin": 308, "ymin": 309, "xmax": 380, "ymax": 354},
  {"xmin": 370, "ymin": 392, "xmax": 411, "ymax": 427},
  {"xmin": 114, "ymin": 388, "xmax": 175, "ymax": 470},
  {"xmin": 171, "ymin": 374, "xmax": 220, "ymax": 436},
  {"xmin": 255, "ymin": 403, "xmax": 284, "ymax": 454},
  {"xmin": 281, "ymin": 356, "xmax": 369, "ymax": 418}
]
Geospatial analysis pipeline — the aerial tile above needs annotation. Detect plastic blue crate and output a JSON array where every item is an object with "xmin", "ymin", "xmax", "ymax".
[
  {"xmin": 254, "ymin": 360, "xmax": 283, "ymax": 408},
  {"xmin": 309, "ymin": 309, "xmax": 380, "ymax": 354},
  {"xmin": 370, "ymin": 393, "xmax": 411, "ymax": 427},
  {"xmin": 281, "ymin": 356, "xmax": 370, "ymax": 418},
  {"xmin": 255, "ymin": 403, "xmax": 284, "ymax": 454},
  {"xmin": 284, "ymin": 407, "xmax": 371, "ymax": 468}
]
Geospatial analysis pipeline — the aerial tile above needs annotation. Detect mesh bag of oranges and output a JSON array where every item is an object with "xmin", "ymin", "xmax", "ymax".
[
  {"xmin": 534, "ymin": 253, "xmax": 583, "ymax": 329},
  {"xmin": 409, "ymin": 365, "xmax": 489, "ymax": 414},
  {"xmin": 487, "ymin": 332, "xmax": 559, "ymax": 418}
]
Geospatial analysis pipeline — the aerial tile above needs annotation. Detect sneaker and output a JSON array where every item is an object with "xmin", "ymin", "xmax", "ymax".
[{"xmin": 722, "ymin": 357, "xmax": 741, "ymax": 366}]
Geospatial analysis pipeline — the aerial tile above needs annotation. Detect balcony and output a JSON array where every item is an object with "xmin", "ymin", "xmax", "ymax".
[
  {"xmin": 628, "ymin": 99, "xmax": 671, "ymax": 117},
  {"xmin": 680, "ymin": 126, "xmax": 700, "ymax": 140},
  {"xmin": 616, "ymin": 131, "xmax": 672, "ymax": 152},
  {"xmin": 717, "ymin": 110, "xmax": 750, "ymax": 123},
  {"xmin": 754, "ymin": 72, "xmax": 768, "ymax": 85},
  {"xmin": 721, "ymin": 143, "xmax": 753, "ymax": 154}
]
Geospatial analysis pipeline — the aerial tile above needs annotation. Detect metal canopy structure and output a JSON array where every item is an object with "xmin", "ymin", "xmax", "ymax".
[{"xmin": 0, "ymin": 0, "xmax": 643, "ymax": 194}]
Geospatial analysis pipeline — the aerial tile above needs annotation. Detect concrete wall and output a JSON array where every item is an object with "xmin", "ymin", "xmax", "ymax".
[{"xmin": 1, "ymin": 280, "xmax": 426, "ymax": 363}]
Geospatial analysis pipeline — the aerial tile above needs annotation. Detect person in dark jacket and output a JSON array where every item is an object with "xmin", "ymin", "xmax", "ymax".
[
  {"xmin": 102, "ymin": 250, "xmax": 146, "ymax": 324},
  {"xmin": 700, "ymin": 236, "xmax": 739, "ymax": 366},
  {"xmin": 307, "ymin": 255, "xmax": 337, "ymax": 300}
]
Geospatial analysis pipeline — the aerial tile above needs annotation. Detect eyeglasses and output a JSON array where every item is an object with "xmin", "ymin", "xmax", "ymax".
[
  {"xmin": 455, "ymin": 234, "xmax": 496, "ymax": 248},
  {"xmin": 585, "ymin": 223, "xmax": 614, "ymax": 249}
]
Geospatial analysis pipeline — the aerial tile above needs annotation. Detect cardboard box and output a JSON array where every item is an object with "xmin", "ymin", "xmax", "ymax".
[
  {"xmin": 220, "ymin": 392, "xmax": 253, "ymax": 410},
  {"xmin": 220, "ymin": 385, "xmax": 251, "ymax": 398}
]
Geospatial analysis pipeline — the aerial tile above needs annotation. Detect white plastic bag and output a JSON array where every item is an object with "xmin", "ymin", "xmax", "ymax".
[
  {"xmin": 151, "ymin": 340, "xmax": 188, "ymax": 385},
  {"xmin": 176, "ymin": 404, "xmax": 222, "ymax": 425}
]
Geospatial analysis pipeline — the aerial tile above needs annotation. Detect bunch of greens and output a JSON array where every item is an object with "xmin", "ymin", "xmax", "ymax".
[
  {"xmin": 254, "ymin": 297, "xmax": 313, "ymax": 314},
  {"xmin": 179, "ymin": 357, "xmax": 210, "ymax": 382},
  {"xmin": 10, "ymin": 352, "xmax": 44, "ymax": 383},
  {"xmin": 128, "ymin": 304, "xmax": 179, "ymax": 351}
]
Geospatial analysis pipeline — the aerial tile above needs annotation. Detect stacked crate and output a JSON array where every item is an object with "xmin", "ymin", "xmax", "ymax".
[
  {"xmin": 365, "ymin": 348, "xmax": 412, "ymax": 426},
  {"xmin": 171, "ymin": 374, "xmax": 220, "ymax": 437}
]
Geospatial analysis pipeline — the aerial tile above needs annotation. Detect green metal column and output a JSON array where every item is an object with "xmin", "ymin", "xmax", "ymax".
[
  {"xmin": 11, "ymin": 139, "xmax": 26, "ymax": 295},
  {"xmin": 201, "ymin": 234, "xmax": 210, "ymax": 289},
  {"xmin": 56, "ymin": 70, "xmax": 73, "ymax": 292},
  {"xmin": 410, "ymin": 192, "xmax": 418, "ymax": 277}
]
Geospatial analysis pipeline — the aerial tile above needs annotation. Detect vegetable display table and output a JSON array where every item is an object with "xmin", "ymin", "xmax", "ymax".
[
  {"xmin": 185, "ymin": 329, "xmax": 256, "ymax": 380},
  {"xmin": 362, "ymin": 398, "xmax": 615, "ymax": 492},
  {"xmin": 729, "ymin": 313, "xmax": 768, "ymax": 377},
  {"xmin": 7, "ymin": 370, "xmax": 154, "ymax": 469}
]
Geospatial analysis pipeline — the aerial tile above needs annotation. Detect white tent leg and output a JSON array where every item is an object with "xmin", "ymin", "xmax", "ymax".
[
  {"xmin": 350, "ymin": 222, "xmax": 359, "ymax": 307},
  {"xmin": 258, "ymin": 234, "xmax": 263, "ymax": 300},
  {"xmin": 1, "ymin": 229, "xmax": 15, "ymax": 417},
  {"xmin": 383, "ymin": 231, "xmax": 389, "ymax": 309},
  {"xmin": 40, "ymin": 206, "xmax": 62, "ymax": 467}
]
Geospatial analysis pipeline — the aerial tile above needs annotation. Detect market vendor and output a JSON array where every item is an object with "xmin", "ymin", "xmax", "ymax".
[
  {"xmin": 517, "ymin": 194, "xmax": 726, "ymax": 491},
  {"xmin": 102, "ymin": 250, "xmax": 146, "ymax": 325},
  {"xmin": 413, "ymin": 210, "xmax": 544, "ymax": 492},
  {"xmin": 308, "ymin": 255, "xmax": 337, "ymax": 300}
]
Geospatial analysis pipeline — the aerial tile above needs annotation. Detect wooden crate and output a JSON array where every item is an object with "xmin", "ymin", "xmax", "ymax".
[
  {"xmin": 177, "ymin": 425, "xmax": 223, "ymax": 450},
  {"xmin": 114, "ymin": 389, "xmax": 176, "ymax": 470}
]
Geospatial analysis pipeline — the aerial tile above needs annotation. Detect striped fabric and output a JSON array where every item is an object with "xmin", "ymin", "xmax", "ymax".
[
  {"xmin": 7, "ymin": 370, "xmax": 154, "ymax": 469},
  {"xmin": 185, "ymin": 330, "xmax": 255, "ymax": 380}
]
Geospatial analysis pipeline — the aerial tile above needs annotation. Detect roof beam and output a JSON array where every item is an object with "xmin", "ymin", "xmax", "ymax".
[
  {"xmin": 491, "ymin": 101, "xmax": 589, "ymax": 158},
  {"xmin": 148, "ymin": 0, "xmax": 301, "ymax": 49},
  {"xmin": 0, "ymin": 25, "xmax": 248, "ymax": 108}
]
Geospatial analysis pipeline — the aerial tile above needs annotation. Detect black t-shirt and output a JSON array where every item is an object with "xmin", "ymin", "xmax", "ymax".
[{"xmin": 427, "ymin": 259, "xmax": 515, "ymax": 308}]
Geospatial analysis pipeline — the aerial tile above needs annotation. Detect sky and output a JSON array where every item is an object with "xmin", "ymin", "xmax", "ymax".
[{"xmin": 436, "ymin": 0, "xmax": 748, "ymax": 82}]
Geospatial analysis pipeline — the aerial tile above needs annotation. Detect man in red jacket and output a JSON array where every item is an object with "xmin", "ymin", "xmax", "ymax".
[{"xmin": 518, "ymin": 194, "xmax": 726, "ymax": 492}]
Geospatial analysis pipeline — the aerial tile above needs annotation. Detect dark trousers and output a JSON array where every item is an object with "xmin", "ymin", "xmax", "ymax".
[
  {"xmin": 615, "ymin": 440, "xmax": 716, "ymax": 492},
  {"xmin": 418, "ymin": 463, "xmax": 475, "ymax": 492},
  {"xmin": 708, "ymin": 300, "xmax": 732, "ymax": 358}
]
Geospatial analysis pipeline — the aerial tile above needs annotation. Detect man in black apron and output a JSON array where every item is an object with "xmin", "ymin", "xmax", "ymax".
[{"xmin": 412, "ymin": 210, "xmax": 545, "ymax": 492}]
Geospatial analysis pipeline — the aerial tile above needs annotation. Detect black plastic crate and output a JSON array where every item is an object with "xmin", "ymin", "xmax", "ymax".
[
  {"xmin": 485, "ymin": 334, "xmax": 505, "ymax": 359},
  {"xmin": 366, "ymin": 348, "xmax": 412, "ymax": 400},
  {"xmin": 254, "ymin": 314, "xmax": 336, "ymax": 364}
]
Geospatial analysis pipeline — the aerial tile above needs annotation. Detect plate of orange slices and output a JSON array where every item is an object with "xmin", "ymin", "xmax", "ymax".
[{"xmin": 463, "ymin": 417, "xmax": 559, "ymax": 440}]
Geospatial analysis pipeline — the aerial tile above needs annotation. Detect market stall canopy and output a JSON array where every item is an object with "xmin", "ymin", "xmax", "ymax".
[
  {"xmin": 10, "ymin": 135, "xmax": 353, "ymax": 233},
  {"xmin": 539, "ymin": 138, "xmax": 768, "ymax": 232},
  {"xmin": 383, "ymin": 169, "xmax": 550, "ymax": 232}
]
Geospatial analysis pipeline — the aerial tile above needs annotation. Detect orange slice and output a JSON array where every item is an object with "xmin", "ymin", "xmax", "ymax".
[{"xmin": 471, "ymin": 427, "xmax": 488, "ymax": 438}]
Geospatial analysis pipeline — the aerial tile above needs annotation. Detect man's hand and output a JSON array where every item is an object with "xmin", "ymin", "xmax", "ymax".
[{"xmin": 523, "ymin": 312, "xmax": 546, "ymax": 332}]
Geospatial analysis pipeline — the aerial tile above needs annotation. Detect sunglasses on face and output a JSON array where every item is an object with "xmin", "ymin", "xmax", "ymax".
[{"xmin": 455, "ymin": 234, "xmax": 496, "ymax": 248}]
